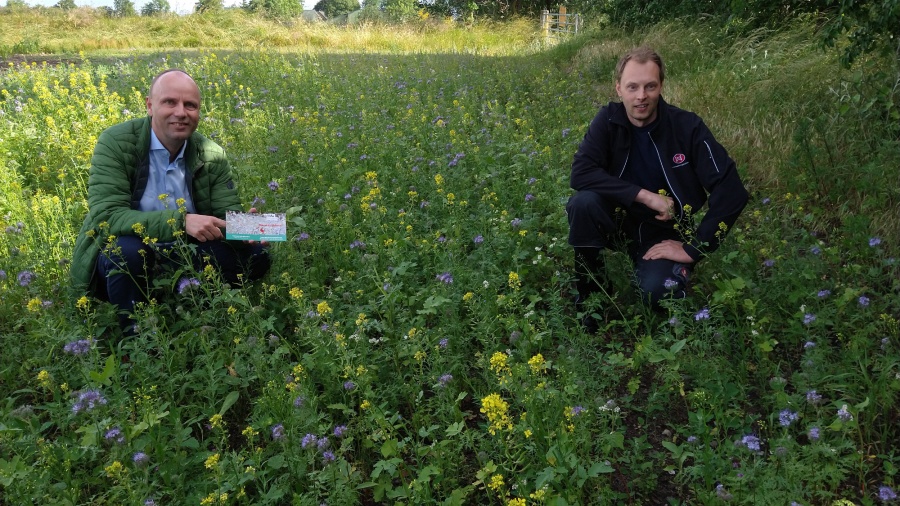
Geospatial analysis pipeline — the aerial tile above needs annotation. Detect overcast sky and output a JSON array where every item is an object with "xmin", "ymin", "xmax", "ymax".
[{"xmin": 9, "ymin": 0, "xmax": 316, "ymax": 15}]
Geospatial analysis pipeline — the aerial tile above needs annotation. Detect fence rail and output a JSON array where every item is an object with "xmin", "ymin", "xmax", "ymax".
[{"xmin": 540, "ymin": 7, "xmax": 581, "ymax": 39}]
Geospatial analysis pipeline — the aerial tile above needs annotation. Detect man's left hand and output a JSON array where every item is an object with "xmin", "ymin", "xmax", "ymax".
[{"xmin": 642, "ymin": 239, "xmax": 693, "ymax": 263}]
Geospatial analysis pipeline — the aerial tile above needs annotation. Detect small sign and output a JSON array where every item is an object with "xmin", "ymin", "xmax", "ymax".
[{"xmin": 226, "ymin": 211, "xmax": 287, "ymax": 242}]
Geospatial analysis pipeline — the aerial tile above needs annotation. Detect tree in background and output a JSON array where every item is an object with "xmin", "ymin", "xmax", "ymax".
[
  {"xmin": 313, "ymin": 0, "xmax": 359, "ymax": 18},
  {"xmin": 54, "ymin": 0, "xmax": 77, "ymax": 10},
  {"xmin": 382, "ymin": 0, "xmax": 416, "ymax": 21},
  {"xmin": 3, "ymin": 0, "xmax": 29, "ymax": 11},
  {"xmin": 243, "ymin": 0, "xmax": 303, "ymax": 18},
  {"xmin": 821, "ymin": 0, "xmax": 900, "ymax": 66},
  {"xmin": 195, "ymin": 0, "xmax": 223, "ymax": 13},
  {"xmin": 113, "ymin": 0, "xmax": 137, "ymax": 17},
  {"xmin": 141, "ymin": 0, "xmax": 170, "ymax": 15}
]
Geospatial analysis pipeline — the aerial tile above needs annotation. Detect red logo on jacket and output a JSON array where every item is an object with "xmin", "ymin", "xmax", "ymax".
[{"xmin": 673, "ymin": 153, "xmax": 686, "ymax": 164}]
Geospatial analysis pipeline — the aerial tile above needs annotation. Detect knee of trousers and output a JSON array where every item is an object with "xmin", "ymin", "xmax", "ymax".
[
  {"xmin": 636, "ymin": 272, "xmax": 689, "ymax": 307},
  {"xmin": 566, "ymin": 191, "xmax": 617, "ymax": 247},
  {"xmin": 98, "ymin": 235, "xmax": 153, "ymax": 276}
]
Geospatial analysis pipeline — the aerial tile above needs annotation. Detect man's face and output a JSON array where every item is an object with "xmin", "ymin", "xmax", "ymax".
[
  {"xmin": 615, "ymin": 60, "xmax": 663, "ymax": 127},
  {"xmin": 146, "ymin": 72, "xmax": 201, "ymax": 154}
]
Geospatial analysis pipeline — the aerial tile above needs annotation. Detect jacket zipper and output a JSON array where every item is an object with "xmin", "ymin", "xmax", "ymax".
[{"xmin": 647, "ymin": 132, "xmax": 684, "ymax": 220}]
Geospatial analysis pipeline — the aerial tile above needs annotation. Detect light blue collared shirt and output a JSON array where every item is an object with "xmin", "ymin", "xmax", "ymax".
[{"xmin": 138, "ymin": 130, "xmax": 197, "ymax": 213}]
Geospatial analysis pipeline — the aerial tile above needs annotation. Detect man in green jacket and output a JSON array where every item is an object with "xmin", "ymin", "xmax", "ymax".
[{"xmin": 71, "ymin": 69, "xmax": 270, "ymax": 333}]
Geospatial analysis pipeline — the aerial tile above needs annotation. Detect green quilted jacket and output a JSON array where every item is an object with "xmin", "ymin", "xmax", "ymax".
[{"xmin": 70, "ymin": 117, "xmax": 242, "ymax": 294}]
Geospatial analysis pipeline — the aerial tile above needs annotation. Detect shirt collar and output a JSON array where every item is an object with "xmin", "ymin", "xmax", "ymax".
[{"xmin": 149, "ymin": 129, "xmax": 187, "ymax": 161}]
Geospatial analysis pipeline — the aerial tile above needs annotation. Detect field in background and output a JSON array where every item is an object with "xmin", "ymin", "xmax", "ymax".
[{"xmin": 1, "ymin": 16, "xmax": 898, "ymax": 505}]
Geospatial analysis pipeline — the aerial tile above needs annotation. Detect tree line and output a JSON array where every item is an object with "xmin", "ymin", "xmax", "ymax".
[{"xmin": 2, "ymin": 0, "xmax": 898, "ymax": 66}]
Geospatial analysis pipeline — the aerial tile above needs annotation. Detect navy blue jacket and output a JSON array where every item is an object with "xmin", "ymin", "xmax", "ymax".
[{"xmin": 570, "ymin": 97, "xmax": 749, "ymax": 261}]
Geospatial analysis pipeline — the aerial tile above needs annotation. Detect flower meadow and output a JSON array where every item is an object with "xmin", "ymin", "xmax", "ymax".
[{"xmin": 1, "ymin": 26, "xmax": 899, "ymax": 505}]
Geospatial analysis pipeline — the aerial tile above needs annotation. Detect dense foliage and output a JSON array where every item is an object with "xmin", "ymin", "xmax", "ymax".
[
  {"xmin": 1, "ymin": 18, "xmax": 899, "ymax": 504},
  {"xmin": 313, "ymin": 0, "xmax": 360, "ymax": 18}
]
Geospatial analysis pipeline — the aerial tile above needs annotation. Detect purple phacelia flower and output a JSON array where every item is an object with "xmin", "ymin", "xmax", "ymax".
[
  {"xmin": 438, "ymin": 374, "xmax": 453, "ymax": 388},
  {"xmin": 333, "ymin": 425, "xmax": 347, "ymax": 438},
  {"xmin": 63, "ymin": 339, "xmax": 92, "ymax": 356},
  {"xmin": 436, "ymin": 272, "xmax": 453, "ymax": 284},
  {"xmin": 858, "ymin": 295, "xmax": 870, "ymax": 307},
  {"xmin": 837, "ymin": 404, "xmax": 853, "ymax": 422},
  {"xmin": 133, "ymin": 452, "xmax": 149, "ymax": 467},
  {"xmin": 740, "ymin": 434, "xmax": 761, "ymax": 451},
  {"xmin": 808, "ymin": 426, "xmax": 820, "ymax": 441},
  {"xmin": 301, "ymin": 433, "xmax": 317, "ymax": 448},
  {"xmin": 177, "ymin": 277, "xmax": 200, "ymax": 294},
  {"xmin": 268, "ymin": 180, "xmax": 279, "ymax": 191},
  {"xmin": 105, "ymin": 427, "xmax": 125, "ymax": 444},
  {"xmin": 806, "ymin": 390, "xmax": 822, "ymax": 404},
  {"xmin": 779, "ymin": 409, "xmax": 798, "ymax": 427},
  {"xmin": 694, "ymin": 308, "xmax": 710, "ymax": 321},
  {"xmin": 878, "ymin": 485, "xmax": 897, "ymax": 502},
  {"xmin": 17, "ymin": 270, "xmax": 34, "ymax": 286},
  {"xmin": 271, "ymin": 424, "xmax": 285, "ymax": 441},
  {"xmin": 869, "ymin": 237, "xmax": 882, "ymax": 247},
  {"xmin": 72, "ymin": 389, "xmax": 107, "ymax": 414},
  {"xmin": 803, "ymin": 313, "xmax": 817, "ymax": 326}
]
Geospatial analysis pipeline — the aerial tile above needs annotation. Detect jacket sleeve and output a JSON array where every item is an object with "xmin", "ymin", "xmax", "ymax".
[
  {"xmin": 682, "ymin": 121, "xmax": 749, "ymax": 261},
  {"xmin": 87, "ymin": 130, "xmax": 183, "ymax": 243},
  {"xmin": 570, "ymin": 106, "xmax": 642, "ymax": 206},
  {"xmin": 202, "ymin": 147, "xmax": 242, "ymax": 219}
]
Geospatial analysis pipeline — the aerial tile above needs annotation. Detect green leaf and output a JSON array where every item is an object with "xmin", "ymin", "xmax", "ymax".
[
  {"xmin": 661, "ymin": 441, "xmax": 681, "ymax": 455},
  {"xmin": 587, "ymin": 461, "xmax": 614, "ymax": 475},
  {"xmin": 381, "ymin": 439, "xmax": 399, "ymax": 458},
  {"xmin": 89, "ymin": 354, "xmax": 117, "ymax": 386},
  {"xmin": 219, "ymin": 391, "xmax": 240, "ymax": 416},
  {"xmin": 445, "ymin": 421, "xmax": 464, "ymax": 437}
]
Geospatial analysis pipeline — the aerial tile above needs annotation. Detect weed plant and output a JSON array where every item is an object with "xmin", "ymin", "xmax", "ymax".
[{"xmin": 0, "ymin": 18, "xmax": 898, "ymax": 505}]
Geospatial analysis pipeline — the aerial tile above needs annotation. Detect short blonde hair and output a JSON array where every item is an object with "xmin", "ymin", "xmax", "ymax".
[{"xmin": 615, "ymin": 47, "xmax": 665, "ymax": 83}]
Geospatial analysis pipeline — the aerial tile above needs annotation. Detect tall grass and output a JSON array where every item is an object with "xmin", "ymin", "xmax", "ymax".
[{"xmin": 0, "ymin": 8, "xmax": 543, "ymax": 55}]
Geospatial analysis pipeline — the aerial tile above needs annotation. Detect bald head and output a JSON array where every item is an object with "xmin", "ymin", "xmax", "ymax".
[{"xmin": 146, "ymin": 69, "xmax": 202, "ymax": 156}]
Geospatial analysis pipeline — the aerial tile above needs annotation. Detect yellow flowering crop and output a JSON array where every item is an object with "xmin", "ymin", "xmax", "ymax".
[
  {"xmin": 204, "ymin": 453, "xmax": 220, "ymax": 470},
  {"xmin": 489, "ymin": 352, "xmax": 508, "ymax": 374},
  {"xmin": 480, "ymin": 393, "xmax": 513, "ymax": 435},
  {"xmin": 508, "ymin": 272, "xmax": 521, "ymax": 290},
  {"xmin": 488, "ymin": 473, "xmax": 505, "ymax": 491},
  {"xmin": 104, "ymin": 460, "xmax": 125, "ymax": 479},
  {"xmin": 209, "ymin": 414, "xmax": 225, "ymax": 430},
  {"xmin": 27, "ymin": 298, "xmax": 43, "ymax": 312},
  {"xmin": 528, "ymin": 353, "xmax": 545, "ymax": 374},
  {"xmin": 289, "ymin": 287, "xmax": 304, "ymax": 299},
  {"xmin": 317, "ymin": 301, "xmax": 332, "ymax": 315},
  {"xmin": 37, "ymin": 370, "xmax": 53, "ymax": 390}
]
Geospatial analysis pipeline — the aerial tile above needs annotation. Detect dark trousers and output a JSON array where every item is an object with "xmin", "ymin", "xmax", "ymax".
[
  {"xmin": 96, "ymin": 235, "xmax": 270, "ymax": 326},
  {"xmin": 567, "ymin": 190, "xmax": 692, "ymax": 307}
]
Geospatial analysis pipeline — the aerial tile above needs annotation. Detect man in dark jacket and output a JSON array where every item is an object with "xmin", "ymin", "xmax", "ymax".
[
  {"xmin": 71, "ymin": 69, "xmax": 270, "ymax": 333},
  {"xmin": 567, "ymin": 47, "xmax": 748, "ymax": 328}
]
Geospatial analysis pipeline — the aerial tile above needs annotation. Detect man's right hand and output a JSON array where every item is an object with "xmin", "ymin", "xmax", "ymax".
[
  {"xmin": 185, "ymin": 214, "xmax": 226, "ymax": 242},
  {"xmin": 636, "ymin": 189, "xmax": 675, "ymax": 221}
]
